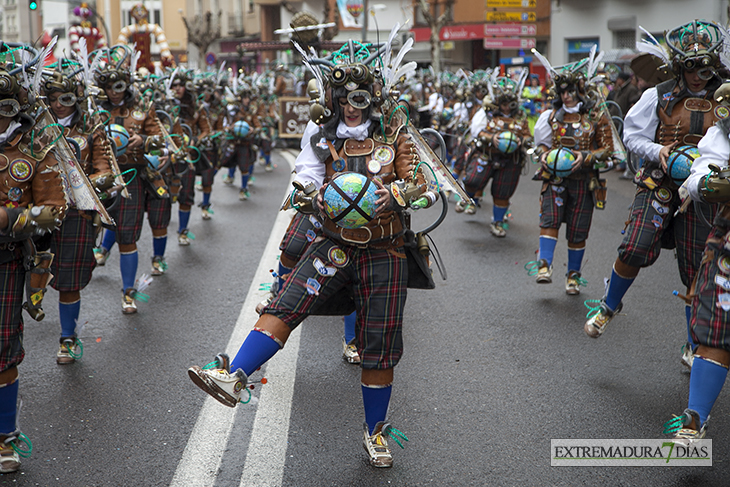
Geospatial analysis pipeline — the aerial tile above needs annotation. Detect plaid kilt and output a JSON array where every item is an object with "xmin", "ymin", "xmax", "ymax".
[
  {"xmin": 174, "ymin": 163, "xmax": 196, "ymax": 206},
  {"xmin": 145, "ymin": 193, "xmax": 172, "ymax": 230},
  {"xmin": 691, "ymin": 230, "xmax": 730, "ymax": 350},
  {"xmin": 200, "ymin": 167, "xmax": 217, "ymax": 187},
  {"xmin": 0, "ymin": 255, "xmax": 26, "ymax": 372},
  {"xmin": 463, "ymin": 152, "xmax": 521, "ymax": 199},
  {"xmin": 279, "ymin": 213, "xmax": 319, "ymax": 264},
  {"xmin": 115, "ymin": 167, "xmax": 146, "ymax": 245},
  {"xmin": 617, "ymin": 186, "xmax": 715, "ymax": 287},
  {"xmin": 265, "ymin": 238, "xmax": 408, "ymax": 369},
  {"xmin": 231, "ymin": 143, "xmax": 255, "ymax": 172},
  {"xmin": 50, "ymin": 209, "xmax": 95, "ymax": 292},
  {"xmin": 539, "ymin": 177, "xmax": 594, "ymax": 243}
]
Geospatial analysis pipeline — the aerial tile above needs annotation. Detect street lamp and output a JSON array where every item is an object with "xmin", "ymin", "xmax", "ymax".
[{"xmin": 361, "ymin": 3, "xmax": 386, "ymax": 42}]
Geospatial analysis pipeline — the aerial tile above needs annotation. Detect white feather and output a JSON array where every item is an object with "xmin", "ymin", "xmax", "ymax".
[
  {"xmin": 636, "ymin": 26, "xmax": 670, "ymax": 64},
  {"xmin": 531, "ymin": 48, "xmax": 557, "ymax": 79},
  {"xmin": 381, "ymin": 22, "xmax": 400, "ymax": 72},
  {"xmin": 77, "ymin": 37, "xmax": 91, "ymax": 84},
  {"xmin": 165, "ymin": 67, "xmax": 179, "ymax": 98},
  {"xmin": 32, "ymin": 36, "xmax": 57, "ymax": 94},
  {"xmin": 393, "ymin": 61, "xmax": 417, "ymax": 84},
  {"xmin": 130, "ymin": 44, "xmax": 141, "ymax": 77}
]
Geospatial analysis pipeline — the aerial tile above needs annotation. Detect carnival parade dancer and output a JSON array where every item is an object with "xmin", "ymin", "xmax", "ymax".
[
  {"xmin": 43, "ymin": 62, "xmax": 113, "ymax": 363},
  {"xmin": 583, "ymin": 21, "xmax": 725, "ymax": 364},
  {"xmin": 0, "ymin": 43, "xmax": 68, "ymax": 472},
  {"xmin": 663, "ymin": 80, "xmax": 730, "ymax": 441},
  {"xmin": 528, "ymin": 47, "xmax": 614, "ymax": 295},
  {"xmin": 169, "ymin": 70, "xmax": 211, "ymax": 245},
  {"xmin": 187, "ymin": 29, "xmax": 441, "ymax": 467},
  {"xmin": 458, "ymin": 71, "xmax": 532, "ymax": 238},
  {"xmin": 95, "ymin": 45, "xmax": 163, "ymax": 313}
]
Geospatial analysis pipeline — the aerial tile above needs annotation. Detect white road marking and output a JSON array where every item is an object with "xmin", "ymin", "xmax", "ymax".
[{"xmin": 171, "ymin": 150, "xmax": 298, "ymax": 487}]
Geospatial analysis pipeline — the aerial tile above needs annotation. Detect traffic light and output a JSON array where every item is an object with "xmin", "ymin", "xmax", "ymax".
[{"xmin": 29, "ymin": 0, "xmax": 37, "ymax": 9}]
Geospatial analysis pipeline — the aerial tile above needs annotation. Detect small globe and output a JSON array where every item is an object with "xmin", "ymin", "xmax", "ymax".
[
  {"xmin": 107, "ymin": 124, "xmax": 129, "ymax": 156},
  {"xmin": 545, "ymin": 147, "xmax": 576, "ymax": 178},
  {"xmin": 233, "ymin": 120, "xmax": 250, "ymax": 138},
  {"xmin": 666, "ymin": 145, "xmax": 700, "ymax": 185},
  {"xmin": 495, "ymin": 131, "xmax": 519, "ymax": 154},
  {"xmin": 323, "ymin": 172, "xmax": 379, "ymax": 229}
]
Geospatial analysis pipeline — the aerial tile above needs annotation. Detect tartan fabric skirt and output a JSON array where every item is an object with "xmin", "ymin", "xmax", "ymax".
[
  {"xmin": 115, "ymin": 167, "xmax": 146, "ymax": 245},
  {"xmin": 279, "ymin": 213, "xmax": 320, "ymax": 265},
  {"xmin": 539, "ymin": 177, "xmax": 594, "ymax": 243},
  {"xmin": 617, "ymin": 186, "xmax": 715, "ymax": 287},
  {"xmin": 0, "ymin": 255, "xmax": 26, "ymax": 372},
  {"xmin": 691, "ymin": 228, "xmax": 730, "ymax": 350},
  {"xmin": 50, "ymin": 209, "xmax": 96, "ymax": 292},
  {"xmin": 145, "ymin": 192, "xmax": 172, "ymax": 231},
  {"xmin": 173, "ymin": 162, "xmax": 196, "ymax": 207},
  {"xmin": 265, "ymin": 238, "xmax": 408, "ymax": 370},
  {"xmin": 462, "ymin": 152, "xmax": 521, "ymax": 200}
]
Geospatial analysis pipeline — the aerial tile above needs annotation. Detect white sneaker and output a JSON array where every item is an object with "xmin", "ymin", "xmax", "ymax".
[
  {"xmin": 681, "ymin": 342, "xmax": 695, "ymax": 370},
  {"xmin": 0, "ymin": 435, "xmax": 22, "ymax": 473},
  {"xmin": 93, "ymin": 248, "xmax": 108, "ymax": 266},
  {"xmin": 342, "ymin": 337, "xmax": 361, "ymax": 364},
  {"xmin": 122, "ymin": 289, "xmax": 137, "ymax": 314},
  {"xmin": 188, "ymin": 355, "xmax": 248, "ymax": 408},
  {"xmin": 362, "ymin": 423, "xmax": 393, "ymax": 468},
  {"xmin": 489, "ymin": 221, "xmax": 506, "ymax": 238},
  {"xmin": 178, "ymin": 231, "xmax": 191, "ymax": 246},
  {"xmin": 222, "ymin": 175, "xmax": 234, "ymax": 185}
]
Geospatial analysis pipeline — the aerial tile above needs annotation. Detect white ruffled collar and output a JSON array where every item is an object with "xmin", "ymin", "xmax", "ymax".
[{"xmin": 336, "ymin": 119, "xmax": 371, "ymax": 141}]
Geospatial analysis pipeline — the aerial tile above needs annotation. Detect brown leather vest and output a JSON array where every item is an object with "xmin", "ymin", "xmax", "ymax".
[
  {"xmin": 109, "ymin": 103, "xmax": 162, "ymax": 166},
  {"xmin": 320, "ymin": 133, "xmax": 420, "ymax": 248}
]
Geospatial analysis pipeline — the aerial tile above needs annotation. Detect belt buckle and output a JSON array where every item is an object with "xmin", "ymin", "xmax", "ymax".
[{"xmin": 339, "ymin": 226, "xmax": 372, "ymax": 247}]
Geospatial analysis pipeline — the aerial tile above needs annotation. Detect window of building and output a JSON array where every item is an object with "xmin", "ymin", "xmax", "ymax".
[
  {"xmin": 614, "ymin": 29, "xmax": 635, "ymax": 49},
  {"xmin": 566, "ymin": 38, "xmax": 599, "ymax": 63}
]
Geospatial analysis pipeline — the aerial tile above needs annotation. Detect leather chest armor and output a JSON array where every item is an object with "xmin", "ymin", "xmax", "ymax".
[
  {"xmin": 655, "ymin": 81, "xmax": 726, "ymax": 147},
  {"xmin": 65, "ymin": 124, "xmax": 113, "ymax": 178},
  {"xmin": 109, "ymin": 103, "xmax": 161, "ymax": 166},
  {"xmin": 320, "ymin": 133, "xmax": 420, "ymax": 247},
  {"xmin": 549, "ymin": 110, "xmax": 597, "ymax": 152}
]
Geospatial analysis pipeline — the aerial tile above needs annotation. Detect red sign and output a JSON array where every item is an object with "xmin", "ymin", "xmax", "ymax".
[
  {"xmin": 411, "ymin": 24, "xmax": 484, "ymax": 43},
  {"xmin": 484, "ymin": 23, "xmax": 536, "ymax": 36},
  {"xmin": 483, "ymin": 37, "xmax": 536, "ymax": 49}
]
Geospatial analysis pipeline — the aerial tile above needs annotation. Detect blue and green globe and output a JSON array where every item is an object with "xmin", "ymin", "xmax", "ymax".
[{"xmin": 323, "ymin": 172, "xmax": 379, "ymax": 229}]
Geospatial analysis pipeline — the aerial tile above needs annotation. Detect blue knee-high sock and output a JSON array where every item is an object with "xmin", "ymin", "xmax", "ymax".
[
  {"xmin": 276, "ymin": 262, "xmax": 292, "ymax": 293},
  {"xmin": 0, "ymin": 380, "xmax": 18, "ymax": 435},
  {"xmin": 688, "ymin": 357, "xmax": 729, "ymax": 425},
  {"xmin": 230, "ymin": 329, "xmax": 282, "ymax": 376},
  {"xmin": 264, "ymin": 154, "xmax": 271, "ymax": 165},
  {"xmin": 567, "ymin": 247, "xmax": 585, "ymax": 274},
  {"xmin": 59, "ymin": 300, "xmax": 80, "ymax": 338},
  {"xmin": 686, "ymin": 305, "xmax": 696, "ymax": 350},
  {"xmin": 153, "ymin": 235, "xmax": 167, "ymax": 257},
  {"xmin": 178, "ymin": 210, "xmax": 191, "ymax": 233},
  {"xmin": 241, "ymin": 174, "xmax": 249, "ymax": 190},
  {"xmin": 362, "ymin": 384, "xmax": 392, "ymax": 435},
  {"xmin": 538, "ymin": 236, "xmax": 558, "ymax": 265},
  {"xmin": 344, "ymin": 312, "xmax": 356, "ymax": 343},
  {"xmin": 604, "ymin": 266, "xmax": 635, "ymax": 311},
  {"xmin": 493, "ymin": 205, "xmax": 508, "ymax": 223},
  {"xmin": 228, "ymin": 167, "xmax": 236, "ymax": 178},
  {"xmin": 120, "ymin": 251, "xmax": 138, "ymax": 291},
  {"xmin": 101, "ymin": 230, "xmax": 116, "ymax": 252},
  {"xmin": 202, "ymin": 192, "xmax": 211, "ymax": 206}
]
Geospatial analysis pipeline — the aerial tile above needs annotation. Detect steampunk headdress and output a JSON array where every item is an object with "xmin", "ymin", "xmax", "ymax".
[
  {"xmin": 637, "ymin": 20, "xmax": 730, "ymax": 81},
  {"xmin": 294, "ymin": 22, "xmax": 416, "ymax": 132}
]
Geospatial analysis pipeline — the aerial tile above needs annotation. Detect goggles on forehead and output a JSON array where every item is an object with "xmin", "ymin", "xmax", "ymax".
[
  {"xmin": 338, "ymin": 89, "xmax": 371, "ymax": 110},
  {"xmin": 330, "ymin": 64, "xmax": 372, "ymax": 88},
  {"xmin": 0, "ymin": 98, "xmax": 20, "ymax": 118}
]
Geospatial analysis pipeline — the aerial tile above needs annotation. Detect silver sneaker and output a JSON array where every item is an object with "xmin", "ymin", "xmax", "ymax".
[
  {"xmin": 584, "ymin": 302, "xmax": 621, "ymax": 338},
  {"xmin": 681, "ymin": 342, "xmax": 695, "ymax": 370},
  {"xmin": 535, "ymin": 259, "xmax": 552, "ymax": 284},
  {"xmin": 188, "ymin": 353, "xmax": 248, "ymax": 408},
  {"xmin": 489, "ymin": 221, "xmax": 506, "ymax": 238},
  {"xmin": 565, "ymin": 271, "xmax": 582, "ymax": 295},
  {"xmin": 342, "ymin": 337, "xmax": 361, "ymax": 364},
  {"xmin": 363, "ymin": 422, "xmax": 393, "ymax": 468}
]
